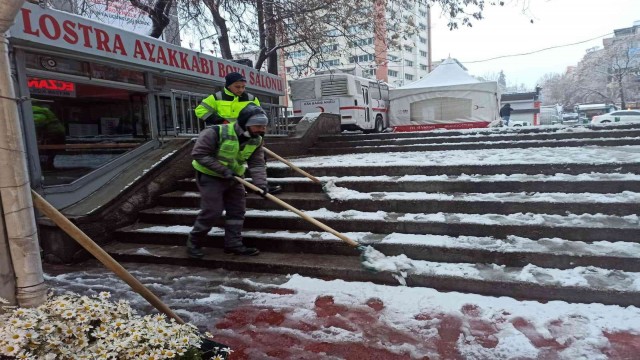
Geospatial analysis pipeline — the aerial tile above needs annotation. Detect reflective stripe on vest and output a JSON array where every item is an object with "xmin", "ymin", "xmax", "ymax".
[{"xmin": 192, "ymin": 125, "xmax": 262, "ymax": 177}]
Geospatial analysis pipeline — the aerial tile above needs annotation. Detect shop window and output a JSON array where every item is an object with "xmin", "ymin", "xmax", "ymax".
[
  {"xmin": 25, "ymin": 52, "xmax": 144, "ymax": 85},
  {"xmin": 90, "ymin": 63, "xmax": 145, "ymax": 85},
  {"xmin": 29, "ymin": 79, "xmax": 150, "ymax": 186},
  {"xmin": 25, "ymin": 53, "xmax": 89, "ymax": 77}
]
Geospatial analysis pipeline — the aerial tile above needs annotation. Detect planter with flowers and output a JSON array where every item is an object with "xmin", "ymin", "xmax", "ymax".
[{"xmin": 0, "ymin": 292, "xmax": 230, "ymax": 360}]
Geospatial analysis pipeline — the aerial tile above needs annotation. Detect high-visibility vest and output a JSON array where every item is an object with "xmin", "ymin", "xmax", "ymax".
[
  {"xmin": 195, "ymin": 88, "xmax": 260, "ymax": 124},
  {"xmin": 192, "ymin": 124, "xmax": 262, "ymax": 177}
]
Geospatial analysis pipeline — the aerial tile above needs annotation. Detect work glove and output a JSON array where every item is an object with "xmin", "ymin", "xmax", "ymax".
[
  {"xmin": 222, "ymin": 169, "xmax": 234, "ymax": 179},
  {"xmin": 255, "ymin": 185, "xmax": 268, "ymax": 198}
]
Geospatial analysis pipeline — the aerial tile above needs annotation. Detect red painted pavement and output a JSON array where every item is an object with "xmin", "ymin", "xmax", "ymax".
[{"xmin": 208, "ymin": 290, "xmax": 640, "ymax": 359}]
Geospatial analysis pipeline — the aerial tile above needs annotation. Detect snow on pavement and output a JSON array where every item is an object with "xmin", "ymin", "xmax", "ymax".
[{"xmin": 41, "ymin": 262, "xmax": 640, "ymax": 359}]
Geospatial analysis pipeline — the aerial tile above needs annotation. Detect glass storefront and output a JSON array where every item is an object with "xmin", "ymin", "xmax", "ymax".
[{"xmin": 25, "ymin": 53, "xmax": 150, "ymax": 186}]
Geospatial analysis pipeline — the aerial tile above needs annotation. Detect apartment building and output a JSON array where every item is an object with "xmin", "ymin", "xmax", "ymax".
[{"xmin": 284, "ymin": 1, "xmax": 432, "ymax": 87}]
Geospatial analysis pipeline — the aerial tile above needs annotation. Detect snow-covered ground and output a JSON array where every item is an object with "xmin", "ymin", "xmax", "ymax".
[
  {"xmin": 43, "ymin": 262, "xmax": 640, "ymax": 359},
  {"xmin": 43, "ymin": 142, "xmax": 640, "ymax": 359}
]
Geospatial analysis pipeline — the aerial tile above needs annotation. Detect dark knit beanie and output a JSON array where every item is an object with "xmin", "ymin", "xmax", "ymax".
[{"xmin": 225, "ymin": 72, "xmax": 246, "ymax": 87}]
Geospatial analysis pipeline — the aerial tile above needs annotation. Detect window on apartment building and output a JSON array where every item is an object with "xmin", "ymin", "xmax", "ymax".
[
  {"xmin": 347, "ymin": 24, "xmax": 367, "ymax": 34},
  {"xmin": 405, "ymin": 60, "xmax": 413, "ymax": 67},
  {"xmin": 287, "ymin": 50, "xmax": 308, "ymax": 59},
  {"xmin": 287, "ymin": 65, "xmax": 305, "ymax": 73},
  {"xmin": 419, "ymin": 23, "xmax": 426, "ymax": 30},
  {"xmin": 350, "ymin": 38, "xmax": 374, "ymax": 47},
  {"xmin": 317, "ymin": 59, "xmax": 341, "ymax": 68},
  {"xmin": 326, "ymin": 29, "xmax": 340, "ymax": 37},
  {"xmin": 388, "ymin": 69, "xmax": 398, "ymax": 77},
  {"xmin": 420, "ymin": 64, "xmax": 428, "ymax": 71},
  {"xmin": 420, "ymin": 50, "xmax": 427, "ymax": 57},
  {"xmin": 404, "ymin": 45, "xmax": 414, "ymax": 52},
  {"xmin": 419, "ymin": 37, "xmax": 427, "ymax": 44},
  {"xmin": 349, "ymin": 54, "xmax": 375, "ymax": 63},
  {"xmin": 320, "ymin": 43, "xmax": 339, "ymax": 52},
  {"xmin": 405, "ymin": 74, "xmax": 414, "ymax": 81},
  {"xmin": 363, "ymin": 69, "xmax": 376, "ymax": 77},
  {"xmin": 419, "ymin": 10, "xmax": 427, "ymax": 16}
]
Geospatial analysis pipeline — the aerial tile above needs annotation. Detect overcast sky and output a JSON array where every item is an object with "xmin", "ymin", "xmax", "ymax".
[{"xmin": 430, "ymin": 0, "xmax": 640, "ymax": 89}]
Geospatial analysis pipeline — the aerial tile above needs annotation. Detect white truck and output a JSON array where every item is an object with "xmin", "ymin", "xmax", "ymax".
[{"xmin": 289, "ymin": 72, "xmax": 390, "ymax": 133}]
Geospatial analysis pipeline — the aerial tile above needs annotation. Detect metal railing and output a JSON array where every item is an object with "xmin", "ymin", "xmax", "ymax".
[
  {"xmin": 169, "ymin": 91, "xmax": 290, "ymax": 137},
  {"xmin": 171, "ymin": 90, "xmax": 208, "ymax": 136},
  {"xmin": 261, "ymin": 103, "xmax": 290, "ymax": 137}
]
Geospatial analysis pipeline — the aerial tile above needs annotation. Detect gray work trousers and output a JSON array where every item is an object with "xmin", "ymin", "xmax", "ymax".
[{"xmin": 189, "ymin": 171, "xmax": 246, "ymax": 249}]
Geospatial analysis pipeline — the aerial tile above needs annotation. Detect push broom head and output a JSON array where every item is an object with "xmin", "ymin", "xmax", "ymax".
[{"xmin": 358, "ymin": 245, "xmax": 416, "ymax": 285}]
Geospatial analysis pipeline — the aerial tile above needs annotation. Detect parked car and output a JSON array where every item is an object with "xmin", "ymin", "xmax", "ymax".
[
  {"xmin": 509, "ymin": 120, "xmax": 531, "ymax": 127},
  {"xmin": 591, "ymin": 110, "xmax": 640, "ymax": 125}
]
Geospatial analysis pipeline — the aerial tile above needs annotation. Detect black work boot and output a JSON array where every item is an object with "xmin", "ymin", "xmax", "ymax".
[
  {"xmin": 224, "ymin": 246, "xmax": 260, "ymax": 256},
  {"xmin": 186, "ymin": 237, "xmax": 205, "ymax": 258},
  {"xmin": 267, "ymin": 184, "xmax": 282, "ymax": 195}
]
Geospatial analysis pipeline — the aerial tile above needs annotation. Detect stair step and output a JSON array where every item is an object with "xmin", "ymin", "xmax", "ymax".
[
  {"xmin": 117, "ymin": 223, "xmax": 640, "ymax": 271},
  {"xmin": 137, "ymin": 207, "xmax": 640, "ymax": 242},
  {"xmin": 328, "ymin": 173, "xmax": 640, "ymax": 193},
  {"xmin": 158, "ymin": 190, "xmax": 640, "ymax": 216},
  {"xmin": 267, "ymin": 162, "xmax": 640, "ymax": 177},
  {"xmin": 310, "ymin": 137, "xmax": 640, "ymax": 155},
  {"xmin": 175, "ymin": 178, "xmax": 324, "ymax": 193},
  {"xmin": 103, "ymin": 241, "xmax": 640, "ymax": 306},
  {"xmin": 316, "ymin": 123, "xmax": 640, "ymax": 142},
  {"xmin": 314, "ymin": 129, "xmax": 640, "ymax": 147}
]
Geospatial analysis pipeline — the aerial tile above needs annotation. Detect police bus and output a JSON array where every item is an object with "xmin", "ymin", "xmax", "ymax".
[{"xmin": 289, "ymin": 71, "xmax": 390, "ymax": 133}]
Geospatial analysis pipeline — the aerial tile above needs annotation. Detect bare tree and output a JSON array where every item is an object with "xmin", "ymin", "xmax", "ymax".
[
  {"xmin": 129, "ymin": 0, "xmax": 173, "ymax": 38},
  {"xmin": 178, "ymin": 0, "xmax": 520, "ymax": 74},
  {"xmin": 543, "ymin": 34, "xmax": 640, "ymax": 109},
  {"xmin": 45, "ymin": 0, "xmax": 173, "ymax": 38},
  {"xmin": 538, "ymin": 72, "xmax": 581, "ymax": 108},
  {"xmin": 49, "ymin": 0, "xmax": 534, "ymax": 75},
  {"xmin": 598, "ymin": 33, "xmax": 640, "ymax": 109}
]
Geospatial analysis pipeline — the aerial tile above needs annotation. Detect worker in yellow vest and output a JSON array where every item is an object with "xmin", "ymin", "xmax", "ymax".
[
  {"xmin": 196, "ymin": 72, "xmax": 282, "ymax": 194},
  {"xmin": 187, "ymin": 104, "xmax": 270, "ymax": 258},
  {"xmin": 195, "ymin": 72, "xmax": 260, "ymax": 125}
]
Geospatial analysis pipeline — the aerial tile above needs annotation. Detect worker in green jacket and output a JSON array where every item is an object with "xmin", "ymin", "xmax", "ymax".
[
  {"xmin": 33, "ymin": 105, "xmax": 65, "ymax": 170},
  {"xmin": 187, "ymin": 103, "xmax": 269, "ymax": 258},
  {"xmin": 194, "ymin": 72, "xmax": 260, "ymax": 125}
]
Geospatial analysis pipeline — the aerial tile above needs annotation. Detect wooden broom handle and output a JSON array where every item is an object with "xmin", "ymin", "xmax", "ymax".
[
  {"xmin": 263, "ymin": 147, "xmax": 321, "ymax": 184},
  {"xmin": 31, "ymin": 190, "xmax": 186, "ymax": 324},
  {"xmin": 236, "ymin": 177, "xmax": 359, "ymax": 247}
]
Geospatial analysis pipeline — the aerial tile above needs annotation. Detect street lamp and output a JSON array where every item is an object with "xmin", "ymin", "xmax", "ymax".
[{"xmin": 199, "ymin": 34, "xmax": 217, "ymax": 53}]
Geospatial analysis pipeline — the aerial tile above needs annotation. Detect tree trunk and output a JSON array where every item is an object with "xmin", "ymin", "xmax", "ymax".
[
  {"xmin": 254, "ymin": 0, "xmax": 267, "ymax": 70},
  {"xmin": 0, "ymin": 0, "xmax": 47, "ymax": 308},
  {"xmin": 204, "ymin": 0, "xmax": 233, "ymax": 59},
  {"xmin": 265, "ymin": 0, "xmax": 278, "ymax": 75},
  {"xmin": 129, "ymin": 0, "xmax": 173, "ymax": 39},
  {"xmin": 617, "ymin": 74, "xmax": 626, "ymax": 109}
]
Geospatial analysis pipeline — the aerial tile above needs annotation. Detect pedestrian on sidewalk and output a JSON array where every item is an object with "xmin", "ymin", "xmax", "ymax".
[
  {"xmin": 500, "ymin": 103, "xmax": 513, "ymax": 126},
  {"xmin": 186, "ymin": 104, "xmax": 270, "ymax": 258}
]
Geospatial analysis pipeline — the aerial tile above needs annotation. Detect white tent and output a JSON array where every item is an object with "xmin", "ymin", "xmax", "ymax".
[{"xmin": 389, "ymin": 59, "xmax": 500, "ymax": 129}]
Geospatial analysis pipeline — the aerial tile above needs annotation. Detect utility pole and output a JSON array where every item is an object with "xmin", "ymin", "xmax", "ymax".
[{"xmin": 0, "ymin": 0, "xmax": 47, "ymax": 307}]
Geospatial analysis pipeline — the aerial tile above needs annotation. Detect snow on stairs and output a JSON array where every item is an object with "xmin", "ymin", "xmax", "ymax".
[
  {"xmin": 310, "ymin": 126, "xmax": 640, "ymax": 155},
  {"xmin": 106, "ymin": 128, "xmax": 640, "ymax": 307}
]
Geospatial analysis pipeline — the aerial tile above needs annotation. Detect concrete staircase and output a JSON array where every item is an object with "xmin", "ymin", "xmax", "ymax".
[{"xmin": 105, "ymin": 125, "xmax": 640, "ymax": 306}]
